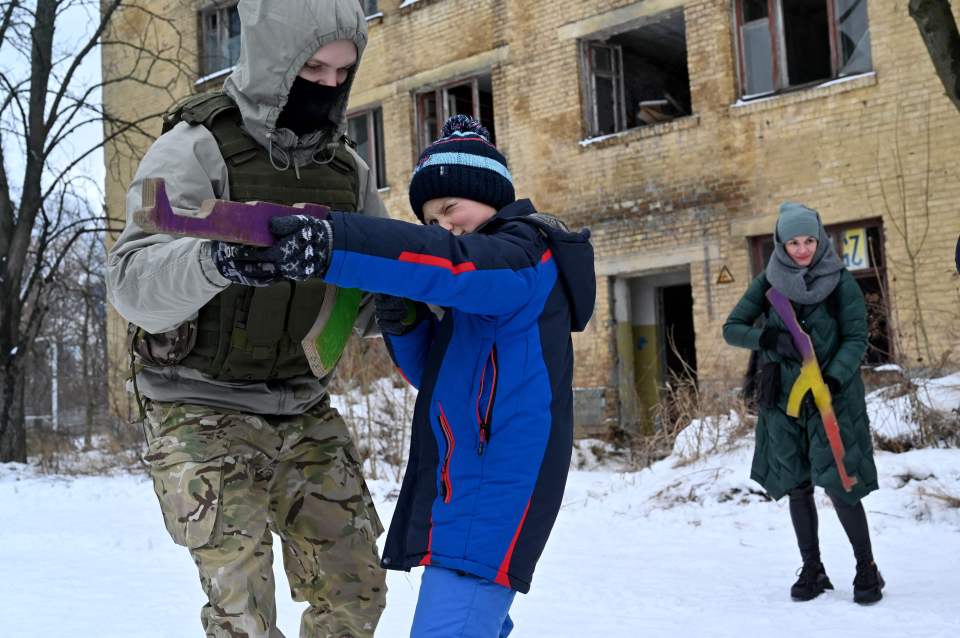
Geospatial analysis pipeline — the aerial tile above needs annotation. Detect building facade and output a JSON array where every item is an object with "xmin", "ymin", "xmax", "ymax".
[{"xmin": 103, "ymin": 0, "xmax": 960, "ymax": 433}]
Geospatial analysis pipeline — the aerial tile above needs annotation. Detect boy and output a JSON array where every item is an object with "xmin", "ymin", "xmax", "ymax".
[{"xmin": 268, "ymin": 115, "xmax": 595, "ymax": 637}]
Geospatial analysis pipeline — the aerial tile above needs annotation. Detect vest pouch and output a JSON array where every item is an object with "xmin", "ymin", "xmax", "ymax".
[
  {"xmin": 271, "ymin": 279, "xmax": 329, "ymax": 379},
  {"xmin": 326, "ymin": 152, "xmax": 354, "ymax": 175},
  {"xmin": 128, "ymin": 320, "xmax": 198, "ymax": 368},
  {"xmin": 220, "ymin": 283, "xmax": 291, "ymax": 380}
]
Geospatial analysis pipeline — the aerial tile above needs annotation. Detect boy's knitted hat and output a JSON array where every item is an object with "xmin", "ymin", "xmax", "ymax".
[{"xmin": 408, "ymin": 114, "xmax": 515, "ymax": 221}]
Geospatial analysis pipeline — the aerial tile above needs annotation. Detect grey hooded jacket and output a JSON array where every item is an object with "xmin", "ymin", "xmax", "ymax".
[{"xmin": 107, "ymin": 0, "xmax": 385, "ymax": 415}]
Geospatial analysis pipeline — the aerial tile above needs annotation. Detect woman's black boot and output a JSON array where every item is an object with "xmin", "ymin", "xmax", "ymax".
[
  {"xmin": 853, "ymin": 561, "xmax": 885, "ymax": 604},
  {"xmin": 791, "ymin": 560, "xmax": 834, "ymax": 601}
]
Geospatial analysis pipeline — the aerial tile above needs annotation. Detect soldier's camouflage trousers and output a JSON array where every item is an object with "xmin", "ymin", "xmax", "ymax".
[{"xmin": 144, "ymin": 399, "xmax": 387, "ymax": 638}]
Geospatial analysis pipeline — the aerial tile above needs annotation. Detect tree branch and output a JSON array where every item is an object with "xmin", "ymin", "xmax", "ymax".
[
  {"xmin": 8, "ymin": 0, "xmax": 55, "ymax": 296},
  {"xmin": 0, "ymin": 0, "xmax": 19, "ymax": 50},
  {"xmin": 39, "ymin": 111, "xmax": 160, "ymax": 205},
  {"xmin": 41, "ymin": 0, "xmax": 122, "ymax": 136},
  {"xmin": 909, "ymin": 0, "xmax": 960, "ymax": 113}
]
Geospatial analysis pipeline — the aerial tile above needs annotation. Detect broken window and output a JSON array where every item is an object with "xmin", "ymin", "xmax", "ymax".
[
  {"xmin": 199, "ymin": 3, "xmax": 241, "ymax": 78},
  {"xmin": 736, "ymin": 0, "xmax": 872, "ymax": 99},
  {"xmin": 581, "ymin": 8, "xmax": 692, "ymax": 137},
  {"xmin": 347, "ymin": 107, "xmax": 387, "ymax": 189},
  {"xmin": 415, "ymin": 76, "xmax": 495, "ymax": 152}
]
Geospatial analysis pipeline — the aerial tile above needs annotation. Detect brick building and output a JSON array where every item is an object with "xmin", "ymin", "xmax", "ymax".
[{"xmin": 103, "ymin": 1, "xmax": 960, "ymax": 433}]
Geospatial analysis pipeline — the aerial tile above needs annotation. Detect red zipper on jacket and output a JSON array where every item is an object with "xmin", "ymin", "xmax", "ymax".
[
  {"xmin": 436, "ymin": 402, "xmax": 455, "ymax": 504},
  {"xmin": 475, "ymin": 345, "xmax": 499, "ymax": 455}
]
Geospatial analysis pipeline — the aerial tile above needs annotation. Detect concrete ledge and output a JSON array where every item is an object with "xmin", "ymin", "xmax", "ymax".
[
  {"xmin": 579, "ymin": 115, "xmax": 700, "ymax": 150},
  {"xmin": 729, "ymin": 72, "xmax": 878, "ymax": 117},
  {"xmin": 596, "ymin": 241, "xmax": 720, "ymax": 276},
  {"xmin": 349, "ymin": 46, "xmax": 509, "ymax": 107},
  {"xmin": 557, "ymin": 0, "xmax": 685, "ymax": 40},
  {"xmin": 730, "ymin": 211, "xmax": 883, "ymax": 238}
]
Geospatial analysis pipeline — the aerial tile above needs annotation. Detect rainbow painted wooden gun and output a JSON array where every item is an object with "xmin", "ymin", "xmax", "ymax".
[
  {"xmin": 133, "ymin": 177, "xmax": 330, "ymax": 246},
  {"xmin": 133, "ymin": 177, "xmax": 359, "ymax": 379},
  {"xmin": 766, "ymin": 287, "xmax": 858, "ymax": 492}
]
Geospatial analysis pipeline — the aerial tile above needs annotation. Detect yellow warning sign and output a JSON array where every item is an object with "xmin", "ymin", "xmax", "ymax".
[{"xmin": 716, "ymin": 265, "xmax": 735, "ymax": 285}]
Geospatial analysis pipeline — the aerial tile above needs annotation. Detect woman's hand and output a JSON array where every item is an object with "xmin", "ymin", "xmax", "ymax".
[{"xmin": 759, "ymin": 326, "xmax": 801, "ymax": 361}]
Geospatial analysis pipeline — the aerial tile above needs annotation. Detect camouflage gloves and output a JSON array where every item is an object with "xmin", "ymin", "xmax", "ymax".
[
  {"xmin": 210, "ymin": 240, "xmax": 282, "ymax": 287},
  {"xmin": 268, "ymin": 215, "xmax": 334, "ymax": 281},
  {"xmin": 374, "ymin": 294, "xmax": 430, "ymax": 336}
]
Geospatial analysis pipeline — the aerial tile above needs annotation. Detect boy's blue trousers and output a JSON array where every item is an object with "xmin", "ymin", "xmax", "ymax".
[{"xmin": 410, "ymin": 566, "xmax": 517, "ymax": 638}]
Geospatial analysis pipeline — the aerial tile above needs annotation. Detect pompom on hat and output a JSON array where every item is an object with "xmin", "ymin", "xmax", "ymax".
[{"xmin": 408, "ymin": 114, "xmax": 515, "ymax": 222}]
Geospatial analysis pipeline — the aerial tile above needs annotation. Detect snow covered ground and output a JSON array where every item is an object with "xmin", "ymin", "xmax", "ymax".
[{"xmin": 2, "ymin": 374, "xmax": 959, "ymax": 637}]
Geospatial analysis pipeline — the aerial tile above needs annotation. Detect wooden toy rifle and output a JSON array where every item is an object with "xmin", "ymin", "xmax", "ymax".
[{"xmin": 766, "ymin": 287, "xmax": 858, "ymax": 492}]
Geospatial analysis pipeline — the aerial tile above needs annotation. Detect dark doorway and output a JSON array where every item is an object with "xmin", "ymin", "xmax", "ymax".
[
  {"xmin": 858, "ymin": 276, "xmax": 892, "ymax": 364},
  {"xmin": 659, "ymin": 284, "xmax": 697, "ymax": 384}
]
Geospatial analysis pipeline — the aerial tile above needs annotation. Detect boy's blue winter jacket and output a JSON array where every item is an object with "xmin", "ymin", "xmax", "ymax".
[{"xmin": 323, "ymin": 199, "xmax": 595, "ymax": 593}]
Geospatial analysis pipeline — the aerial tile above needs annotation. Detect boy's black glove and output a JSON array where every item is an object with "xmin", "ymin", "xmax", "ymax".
[
  {"xmin": 374, "ymin": 294, "xmax": 430, "ymax": 336},
  {"xmin": 759, "ymin": 326, "xmax": 801, "ymax": 361},
  {"xmin": 210, "ymin": 240, "xmax": 282, "ymax": 287},
  {"xmin": 267, "ymin": 215, "xmax": 334, "ymax": 280}
]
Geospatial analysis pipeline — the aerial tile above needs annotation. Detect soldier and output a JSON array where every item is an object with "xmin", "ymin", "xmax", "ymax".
[{"xmin": 106, "ymin": 1, "xmax": 387, "ymax": 636}]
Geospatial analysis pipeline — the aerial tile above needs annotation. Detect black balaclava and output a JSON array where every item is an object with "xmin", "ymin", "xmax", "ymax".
[{"xmin": 275, "ymin": 76, "xmax": 346, "ymax": 137}]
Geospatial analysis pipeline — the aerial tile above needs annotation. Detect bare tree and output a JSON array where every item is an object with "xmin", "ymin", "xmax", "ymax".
[
  {"xmin": 0, "ymin": 0, "xmax": 188, "ymax": 462},
  {"xmin": 909, "ymin": 0, "xmax": 960, "ymax": 112}
]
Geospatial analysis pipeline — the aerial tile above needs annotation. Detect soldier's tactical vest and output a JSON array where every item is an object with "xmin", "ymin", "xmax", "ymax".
[{"xmin": 137, "ymin": 92, "xmax": 361, "ymax": 382}]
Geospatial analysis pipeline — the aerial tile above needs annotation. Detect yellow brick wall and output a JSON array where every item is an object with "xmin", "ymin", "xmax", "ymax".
[
  {"xmin": 101, "ymin": 1, "xmax": 204, "ymax": 418},
  {"xmin": 102, "ymin": 0, "xmax": 960, "ymax": 425}
]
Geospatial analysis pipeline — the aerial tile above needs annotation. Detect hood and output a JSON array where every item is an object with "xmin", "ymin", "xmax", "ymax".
[
  {"xmin": 494, "ymin": 201, "xmax": 596, "ymax": 332},
  {"xmin": 223, "ymin": 0, "xmax": 368, "ymax": 151}
]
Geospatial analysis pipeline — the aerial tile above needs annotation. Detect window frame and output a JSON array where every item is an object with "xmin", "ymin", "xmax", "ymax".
[
  {"xmin": 414, "ymin": 75, "xmax": 490, "ymax": 155},
  {"xmin": 578, "ymin": 9, "xmax": 692, "ymax": 139},
  {"xmin": 734, "ymin": 0, "xmax": 869, "ymax": 100},
  {"xmin": 346, "ymin": 106, "xmax": 388, "ymax": 190},
  {"xmin": 581, "ymin": 40, "xmax": 627, "ymax": 138},
  {"xmin": 198, "ymin": 2, "xmax": 241, "ymax": 78}
]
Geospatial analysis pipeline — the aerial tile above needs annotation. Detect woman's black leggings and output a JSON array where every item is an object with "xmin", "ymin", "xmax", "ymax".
[{"xmin": 788, "ymin": 481, "xmax": 874, "ymax": 566}]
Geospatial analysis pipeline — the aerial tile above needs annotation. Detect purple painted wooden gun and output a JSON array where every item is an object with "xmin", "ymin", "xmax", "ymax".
[{"xmin": 133, "ymin": 178, "xmax": 330, "ymax": 246}]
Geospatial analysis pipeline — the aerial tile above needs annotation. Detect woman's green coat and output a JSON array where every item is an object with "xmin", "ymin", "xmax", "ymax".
[{"xmin": 723, "ymin": 270, "xmax": 878, "ymax": 504}]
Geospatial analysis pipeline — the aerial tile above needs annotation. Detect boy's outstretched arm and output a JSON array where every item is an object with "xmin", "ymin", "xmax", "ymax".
[{"xmin": 272, "ymin": 212, "xmax": 546, "ymax": 315}]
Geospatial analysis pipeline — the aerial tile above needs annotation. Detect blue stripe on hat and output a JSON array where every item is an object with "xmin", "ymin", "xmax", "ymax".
[{"xmin": 415, "ymin": 152, "xmax": 514, "ymax": 183}]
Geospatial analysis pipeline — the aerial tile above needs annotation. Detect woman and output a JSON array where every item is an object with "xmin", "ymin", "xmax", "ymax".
[{"xmin": 723, "ymin": 202, "xmax": 884, "ymax": 604}]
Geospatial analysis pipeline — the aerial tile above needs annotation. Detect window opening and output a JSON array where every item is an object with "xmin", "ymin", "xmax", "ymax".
[
  {"xmin": 735, "ymin": 0, "xmax": 872, "ymax": 99},
  {"xmin": 581, "ymin": 8, "xmax": 692, "ymax": 137},
  {"xmin": 347, "ymin": 107, "xmax": 388, "ymax": 189},
  {"xmin": 415, "ymin": 75, "xmax": 495, "ymax": 153},
  {"xmin": 200, "ymin": 3, "xmax": 241, "ymax": 77}
]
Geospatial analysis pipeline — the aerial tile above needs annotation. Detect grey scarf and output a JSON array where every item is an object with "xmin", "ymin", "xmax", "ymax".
[{"xmin": 765, "ymin": 222, "xmax": 844, "ymax": 305}]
